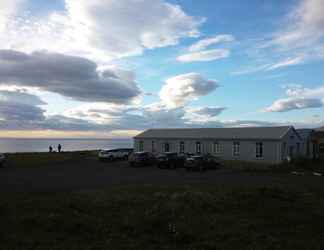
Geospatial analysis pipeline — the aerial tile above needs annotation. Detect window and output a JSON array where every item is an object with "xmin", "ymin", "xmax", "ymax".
[
  {"xmin": 213, "ymin": 142, "xmax": 221, "ymax": 154},
  {"xmin": 296, "ymin": 143, "xmax": 300, "ymax": 155},
  {"xmin": 256, "ymin": 142, "xmax": 263, "ymax": 159},
  {"xmin": 139, "ymin": 141, "xmax": 144, "ymax": 152},
  {"xmin": 164, "ymin": 143, "xmax": 170, "ymax": 153},
  {"xmin": 152, "ymin": 141, "xmax": 155, "ymax": 152},
  {"xmin": 196, "ymin": 142, "xmax": 201, "ymax": 154},
  {"xmin": 179, "ymin": 141, "xmax": 185, "ymax": 154},
  {"xmin": 233, "ymin": 142, "xmax": 240, "ymax": 157}
]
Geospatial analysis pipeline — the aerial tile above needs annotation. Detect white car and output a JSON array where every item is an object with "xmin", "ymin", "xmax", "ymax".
[
  {"xmin": 0, "ymin": 153, "xmax": 6, "ymax": 167},
  {"xmin": 98, "ymin": 148, "xmax": 133, "ymax": 161}
]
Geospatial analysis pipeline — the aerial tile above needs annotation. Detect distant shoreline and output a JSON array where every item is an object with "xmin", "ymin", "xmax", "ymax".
[{"xmin": 0, "ymin": 138, "xmax": 133, "ymax": 154}]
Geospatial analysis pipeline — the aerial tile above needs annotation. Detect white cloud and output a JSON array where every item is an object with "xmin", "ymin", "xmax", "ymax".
[
  {"xmin": 265, "ymin": 84, "xmax": 324, "ymax": 112},
  {"xmin": 0, "ymin": 0, "xmax": 25, "ymax": 33},
  {"xmin": 265, "ymin": 97, "xmax": 323, "ymax": 112},
  {"xmin": 267, "ymin": 56, "xmax": 304, "ymax": 70},
  {"xmin": 0, "ymin": 0, "xmax": 204, "ymax": 62},
  {"xmin": 188, "ymin": 34, "xmax": 235, "ymax": 52},
  {"xmin": 176, "ymin": 49, "xmax": 230, "ymax": 63},
  {"xmin": 235, "ymin": 0, "xmax": 324, "ymax": 75},
  {"xmin": 266, "ymin": 0, "xmax": 324, "ymax": 66},
  {"xmin": 272, "ymin": 0, "xmax": 324, "ymax": 50},
  {"xmin": 159, "ymin": 73, "xmax": 219, "ymax": 108}
]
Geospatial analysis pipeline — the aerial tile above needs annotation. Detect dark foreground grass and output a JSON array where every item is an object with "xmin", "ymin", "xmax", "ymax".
[{"xmin": 1, "ymin": 186, "xmax": 324, "ymax": 250}]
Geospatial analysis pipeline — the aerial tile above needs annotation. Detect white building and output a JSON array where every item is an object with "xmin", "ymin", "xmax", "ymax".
[{"xmin": 134, "ymin": 126, "xmax": 303, "ymax": 164}]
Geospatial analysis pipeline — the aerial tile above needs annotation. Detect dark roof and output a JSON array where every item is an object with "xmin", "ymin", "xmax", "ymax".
[{"xmin": 134, "ymin": 126, "xmax": 292, "ymax": 140}]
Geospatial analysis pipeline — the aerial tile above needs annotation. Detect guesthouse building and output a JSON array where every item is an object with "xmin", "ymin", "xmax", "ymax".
[{"xmin": 134, "ymin": 126, "xmax": 303, "ymax": 164}]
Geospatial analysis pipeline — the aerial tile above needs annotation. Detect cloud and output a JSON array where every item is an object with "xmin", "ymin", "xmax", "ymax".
[
  {"xmin": 0, "ymin": 0, "xmax": 204, "ymax": 61},
  {"xmin": 266, "ymin": 56, "xmax": 304, "ymax": 70},
  {"xmin": 159, "ymin": 73, "xmax": 219, "ymax": 108},
  {"xmin": 265, "ymin": 97, "xmax": 323, "ymax": 112},
  {"xmin": 0, "ymin": 0, "xmax": 25, "ymax": 33},
  {"xmin": 0, "ymin": 89, "xmax": 46, "ymax": 106},
  {"xmin": 188, "ymin": 34, "xmax": 235, "ymax": 52},
  {"xmin": 0, "ymin": 90, "xmax": 322, "ymax": 133},
  {"xmin": 176, "ymin": 49, "xmax": 230, "ymax": 63},
  {"xmin": 265, "ymin": 84, "xmax": 324, "ymax": 112},
  {"xmin": 0, "ymin": 50, "xmax": 141, "ymax": 103},
  {"xmin": 234, "ymin": 0, "xmax": 324, "ymax": 75},
  {"xmin": 187, "ymin": 107, "xmax": 226, "ymax": 117},
  {"xmin": 271, "ymin": 0, "xmax": 324, "ymax": 50}
]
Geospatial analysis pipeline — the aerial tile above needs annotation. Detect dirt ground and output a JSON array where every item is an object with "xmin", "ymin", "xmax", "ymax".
[{"xmin": 1, "ymin": 155, "xmax": 324, "ymax": 192}]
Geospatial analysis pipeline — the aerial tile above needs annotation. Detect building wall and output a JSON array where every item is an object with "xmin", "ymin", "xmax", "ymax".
[
  {"xmin": 134, "ymin": 138, "xmax": 281, "ymax": 164},
  {"xmin": 314, "ymin": 131, "xmax": 324, "ymax": 159},
  {"xmin": 280, "ymin": 128, "xmax": 304, "ymax": 161}
]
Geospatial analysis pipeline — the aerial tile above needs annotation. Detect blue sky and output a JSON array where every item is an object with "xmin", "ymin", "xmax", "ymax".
[{"xmin": 0, "ymin": 0, "xmax": 323, "ymax": 138}]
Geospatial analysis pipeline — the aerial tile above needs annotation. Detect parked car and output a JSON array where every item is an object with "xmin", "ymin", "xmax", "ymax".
[
  {"xmin": 156, "ymin": 152, "xmax": 185, "ymax": 169},
  {"xmin": 0, "ymin": 153, "xmax": 6, "ymax": 167},
  {"xmin": 98, "ymin": 148, "xmax": 133, "ymax": 161},
  {"xmin": 128, "ymin": 152, "xmax": 156, "ymax": 167},
  {"xmin": 185, "ymin": 154, "xmax": 220, "ymax": 171}
]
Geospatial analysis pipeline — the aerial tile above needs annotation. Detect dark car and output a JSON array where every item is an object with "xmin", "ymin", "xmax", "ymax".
[
  {"xmin": 156, "ymin": 152, "xmax": 185, "ymax": 169},
  {"xmin": 128, "ymin": 152, "xmax": 156, "ymax": 167},
  {"xmin": 0, "ymin": 153, "xmax": 6, "ymax": 167},
  {"xmin": 185, "ymin": 154, "xmax": 220, "ymax": 171}
]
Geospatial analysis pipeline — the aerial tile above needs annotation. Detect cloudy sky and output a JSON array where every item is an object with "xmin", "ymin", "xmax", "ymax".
[{"xmin": 0, "ymin": 0, "xmax": 323, "ymax": 138}]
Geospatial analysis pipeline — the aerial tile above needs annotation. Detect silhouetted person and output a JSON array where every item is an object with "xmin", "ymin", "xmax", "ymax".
[
  {"xmin": 49, "ymin": 146, "xmax": 53, "ymax": 153},
  {"xmin": 58, "ymin": 144, "xmax": 62, "ymax": 153}
]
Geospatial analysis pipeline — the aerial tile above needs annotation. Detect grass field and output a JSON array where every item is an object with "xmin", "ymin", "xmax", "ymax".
[
  {"xmin": 4, "ymin": 151, "xmax": 97, "ymax": 168},
  {"xmin": 2, "ymin": 186, "xmax": 324, "ymax": 250}
]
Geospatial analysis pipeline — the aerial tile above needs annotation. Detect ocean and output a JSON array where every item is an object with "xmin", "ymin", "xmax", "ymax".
[{"xmin": 0, "ymin": 138, "xmax": 133, "ymax": 153}]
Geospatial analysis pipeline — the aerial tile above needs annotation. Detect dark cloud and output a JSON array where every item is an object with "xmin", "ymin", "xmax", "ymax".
[
  {"xmin": 191, "ymin": 107, "xmax": 226, "ymax": 117},
  {"xmin": 0, "ymin": 50, "xmax": 141, "ymax": 103},
  {"xmin": 0, "ymin": 90, "xmax": 46, "ymax": 106}
]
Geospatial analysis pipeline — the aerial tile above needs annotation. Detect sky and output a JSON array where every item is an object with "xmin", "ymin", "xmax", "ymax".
[{"xmin": 0, "ymin": 0, "xmax": 323, "ymax": 138}]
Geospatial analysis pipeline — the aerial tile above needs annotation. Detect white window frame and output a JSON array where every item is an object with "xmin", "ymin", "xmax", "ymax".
[
  {"xmin": 233, "ymin": 141, "xmax": 240, "ymax": 157},
  {"xmin": 139, "ymin": 141, "xmax": 144, "ymax": 152},
  {"xmin": 163, "ymin": 142, "xmax": 170, "ymax": 153},
  {"xmin": 196, "ymin": 141, "xmax": 201, "ymax": 154},
  {"xmin": 213, "ymin": 142, "xmax": 221, "ymax": 154},
  {"xmin": 255, "ymin": 142, "xmax": 263, "ymax": 159}
]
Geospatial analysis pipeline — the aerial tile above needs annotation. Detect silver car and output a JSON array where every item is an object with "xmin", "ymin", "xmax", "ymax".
[{"xmin": 98, "ymin": 148, "xmax": 133, "ymax": 161}]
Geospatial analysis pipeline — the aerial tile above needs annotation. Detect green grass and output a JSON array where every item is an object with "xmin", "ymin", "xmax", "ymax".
[
  {"xmin": 1, "ymin": 186, "xmax": 324, "ymax": 250},
  {"xmin": 5, "ymin": 151, "xmax": 98, "ymax": 168}
]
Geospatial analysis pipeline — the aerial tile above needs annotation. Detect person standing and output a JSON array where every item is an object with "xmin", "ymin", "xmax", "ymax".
[
  {"xmin": 49, "ymin": 146, "xmax": 53, "ymax": 153},
  {"xmin": 58, "ymin": 144, "xmax": 62, "ymax": 153}
]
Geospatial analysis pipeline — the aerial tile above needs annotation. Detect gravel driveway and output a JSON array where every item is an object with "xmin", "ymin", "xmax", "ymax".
[{"xmin": 1, "ymin": 157, "xmax": 324, "ymax": 192}]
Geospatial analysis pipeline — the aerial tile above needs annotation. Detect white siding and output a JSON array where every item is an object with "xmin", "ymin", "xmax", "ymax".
[{"xmin": 134, "ymin": 138, "xmax": 281, "ymax": 164}]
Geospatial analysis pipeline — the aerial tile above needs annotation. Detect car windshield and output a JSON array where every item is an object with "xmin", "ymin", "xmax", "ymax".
[{"xmin": 101, "ymin": 150, "xmax": 112, "ymax": 153}]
